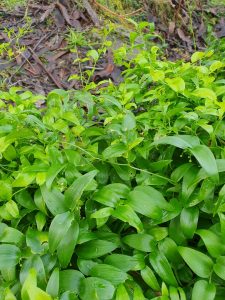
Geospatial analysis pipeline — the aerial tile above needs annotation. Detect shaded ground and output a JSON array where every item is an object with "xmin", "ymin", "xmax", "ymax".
[{"xmin": 0, "ymin": 0, "xmax": 224, "ymax": 94}]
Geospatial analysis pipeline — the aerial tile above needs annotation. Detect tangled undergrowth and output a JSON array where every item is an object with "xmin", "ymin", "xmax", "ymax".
[{"xmin": 0, "ymin": 31, "xmax": 225, "ymax": 299}]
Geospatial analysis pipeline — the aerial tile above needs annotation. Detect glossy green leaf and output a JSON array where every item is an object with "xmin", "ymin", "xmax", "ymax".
[
  {"xmin": 213, "ymin": 256, "xmax": 225, "ymax": 280},
  {"xmin": 0, "ymin": 223, "xmax": 24, "ymax": 244},
  {"xmin": 21, "ymin": 268, "xmax": 52, "ymax": 300},
  {"xmin": 90, "ymin": 264, "xmax": 128, "ymax": 285},
  {"xmin": 41, "ymin": 184, "xmax": 68, "ymax": 215},
  {"xmin": 93, "ymin": 184, "xmax": 130, "ymax": 207},
  {"xmin": 190, "ymin": 145, "xmax": 218, "ymax": 177},
  {"xmin": 12, "ymin": 173, "xmax": 35, "ymax": 187},
  {"xmin": 102, "ymin": 143, "xmax": 127, "ymax": 159},
  {"xmin": 149, "ymin": 252, "xmax": 178, "ymax": 286},
  {"xmin": 192, "ymin": 88, "xmax": 217, "ymax": 101},
  {"xmin": 178, "ymin": 247, "xmax": 213, "ymax": 278},
  {"xmin": 196, "ymin": 229, "xmax": 225, "ymax": 257},
  {"xmin": 57, "ymin": 219, "xmax": 79, "ymax": 267},
  {"xmin": 65, "ymin": 170, "xmax": 98, "ymax": 211},
  {"xmin": 128, "ymin": 186, "xmax": 171, "ymax": 219},
  {"xmin": 191, "ymin": 280, "xmax": 216, "ymax": 300},
  {"xmin": 165, "ymin": 77, "xmax": 185, "ymax": 93},
  {"xmin": 180, "ymin": 207, "xmax": 199, "ymax": 238},
  {"xmin": 20, "ymin": 254, "xmax": 46, "ymax": 288},
  {"xmin": 123, "ymin": 233, "xmax": 156, "ymax": 252},
  {"xmin": 59, "ymin": 270, "xmax": 84, "ymax": 294},
  {"xmin": 112, "ymin": 204, "xmax": 143, "ymax": 232},
  {"xmin": 79, "ymin": 277, "xmax": 115, "ymax": 300},
  {"xmin": 122, "ymin": 111, "xmax": 136, "ymax": 131},
  {"xmin": 46, "ymin": 163, "xmax": 65, "ymax": 189},
  {"xmin": 191, "ymin": 51, "xmax": 205, "ymax": 63},
  {"xmin": 76, "ymin": 239, "xmax": 118, "ymax": 259},
  {"xmin": 116, "ymin": 284, "xmax": 129, "ymax": 300},
  {"xmin": 0, "ymin": 244, "xmax": 20, "ymax": 268},
  {"xmin": 49, "ymin": 211, "xmax": 73, "ymax": 253},
  {"xmin": 105, "ymin": 253, "xmax": 144, "ymax": 271},
  {"xmin": 46, "ymin": 268, "xmax": 59, "ymax": 298},
  {"xmin": 169, "ymin": 286, "xmax": 180, "ymax": 300},
  {"xmin": 15, "ymin": 190, "xmax": 36, "ymax": 210},
  {"xmin": 0, "ymin": 181, "xmax": 12, "ymax": 201},
  {"xmin": 141, "ymin": 266, "xmax": 160, "ymax": 291},
  {"xmin": 153, "ymin": 135, "xmax": 200, "ymax": 149},
  {"xmin": 158, "ymin": 237, "xmax": 179, "ymax": 263}
]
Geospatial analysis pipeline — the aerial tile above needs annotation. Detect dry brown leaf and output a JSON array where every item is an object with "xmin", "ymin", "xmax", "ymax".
[
  {"xmin": 177, "ymin": 28, "xmax": 191, "ymax": 44},
  {"xmin": 83, "ymin": 0, "xmax": 100, "ymax": 26},
  {"xmin": 168, "ymin": 21, "xmax": 175, "ymax": 35}
]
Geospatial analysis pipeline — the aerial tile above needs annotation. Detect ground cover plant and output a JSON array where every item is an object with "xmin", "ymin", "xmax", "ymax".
[{"xmin": 0, "ymin": 35, "xmax": 225, "ymax": 299}]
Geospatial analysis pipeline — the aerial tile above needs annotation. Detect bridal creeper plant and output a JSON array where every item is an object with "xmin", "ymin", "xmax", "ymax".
[{"xmin": 0, "ymin": 26, "xmax": 225, "ymax": 299}]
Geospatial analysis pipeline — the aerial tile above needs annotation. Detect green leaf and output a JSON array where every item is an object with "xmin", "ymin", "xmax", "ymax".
[
  {"xmin": 178, "ymin": 247, "xmax": 213, "ymax": 278},
  {"xmin": 93, "ymin": 184, "xmax": 130, "ymax": 207},
  {"xmin": 90, "ymin": 264, "xmax": 128, "ymax": 285},
  {"xmin": 49, "ymin": 211, "xmax": 73, "ymax": 253},
  {"xmin": 165, "ymin": 77, "xmax": 185, "ymax": 92},
  {"xmin": 102, "ymin": 143, "xmax": 127, "ymax": 160},
  {"xmin": 21, "ymin": 269, "xmax": 52, "ymax": 300},
  {"xmin": 87, "ymin": 49, "xmax": 99, "ymax": 61},
  {"xmin": 112, "ymin": 204, "xmax": 143, "ymax": 232},
  {"xmin": 41, "ymin": 184, "xmax": 68, "ymax": 215},
  {"xmin": 150, "ymin": 69, "xmax": 165, "ymax": 81},
  {"xmin": 196, "ymin": 229, "xmax": 225, "ymax": 258},
  {"xmin": 12, "ymin": 173, "xmax": 35, "ymax": 187},
  {"xmin": 128, "ymin": 186, "xmax": 171, "ymax": 219},
  {"xmin": 116, "ymin": 284, "xmax": 130, "ymax": 300},
  {"xmin": 0, "ymin": 224, "xmax": 24, "ymax": 244},
  {"xmin": 57, "ymin": 219, "xmax": 79, "ymax": 267},
  {"xmin": 80, "ymin": 277, "xmax": 115, "ymax": 300},
  {"xmin": 180, "ymin": 207, "xmax": 199, "ymax": 238},
  {"xmin": 141, "ymin": 266, "xmax": 160, "ymax": 291},
  {"xmin": 46, "ymin": 268, "xmax": 59, "ymax": 298},
  {"xmin": 191, "ymin": 51, "xmax": 205, "ymax": 63},
  {"xmin": 0, "ymin": 244, "xmax": 20, "ymax": 268},
  {"xmin": 122, "ymin": 111, "xmax": 136, "ymax": 131},
  {"xmin": 91, "ymin": 207, "xmax": 114, "ymax": 219},
  {"xmin": 133, "ymin": 284, "xmax": 145, "ymax": 300},
  {"xmin": 105, "ymin": 253, "xmax": 144, "ymax": 271},
  {"xmin": 213, "ymin": 256, "xmax": 225, "ymax": 280},
  {"xmin": 59, "ymin": 270, "xmax": 84, "ymax": 294},
  {"xmin": 60, "ymin": 291, "xmax": 78, "ymax": 300},
  {"xmin": 15, "ymin": 190, "xmax": 36, "ymax": 210},
  {"xmin": 149, "ymin": 252, "xmax": 178, "ymax": 286},
  {"xmin": 65, "ymin": 170, "xmax": 98, "ymax": 211},
  {"xmin": 192, "ymin": 88, "xmax": 217, "ymax": 101},
  {"xmin": 169, "ymin": 286, "xmax": 180, "ymax": 300},
  {"xmin": 0, "ymin": 181, "xmax": 12, "ymax": 201},
  {"xmin": 76, "ymin": 239, "xmax": 118, "ymax": 259},
  {"xmin": 46, "ymin": 163, "xmax": 65, "ymax": 189},
  {"xmin": 190, "ymin": 145, "xmax": 218, "ymax": 177},
  {"xmin": 20, "ymin": 254, "xmax": 46, "ymax": 288},
  {"xmin": 158, "ymin": 237, "xmax": 179, "ymax": 263},
  {"xmin": 191, "ymin": 280, "xmax": 216, "ymax": 300},
  {"xmin": 123, "ymin": 233, "xmax": 156, "ymax": 252},
  {"xmin": 153, "ymin": 135, "xmax": 200, "ymax": 149}
]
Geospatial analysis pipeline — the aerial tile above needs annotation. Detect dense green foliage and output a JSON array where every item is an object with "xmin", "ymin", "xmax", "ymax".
[{"xmin": 0, "ymin": 38, "xmax": 225, "ymax": 299}]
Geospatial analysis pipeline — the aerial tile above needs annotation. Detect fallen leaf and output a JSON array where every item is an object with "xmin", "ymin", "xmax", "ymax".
[
  {"xmin": 177, "ymin": 28, "xmax": 192, "ymax": 44},
  {"xmin": 168, "ymin": 21, "xmax": 175, "ymax": 35},
  {"xmin": 83, "ymin": 0, "xmax": 100, "ymax": 26}
]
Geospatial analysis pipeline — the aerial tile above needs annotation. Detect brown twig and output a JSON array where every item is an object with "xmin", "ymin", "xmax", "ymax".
[
  {"xmin": 93, "ymin": 0, "xmax": 143, "ymax": 19},
  {"xmin": 28, "ymin": 47, "xmax": 63, "ymax": 89},
  {"xmin": 8, "ymin": 31, "xmax": 54, "ymax": 83}
]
